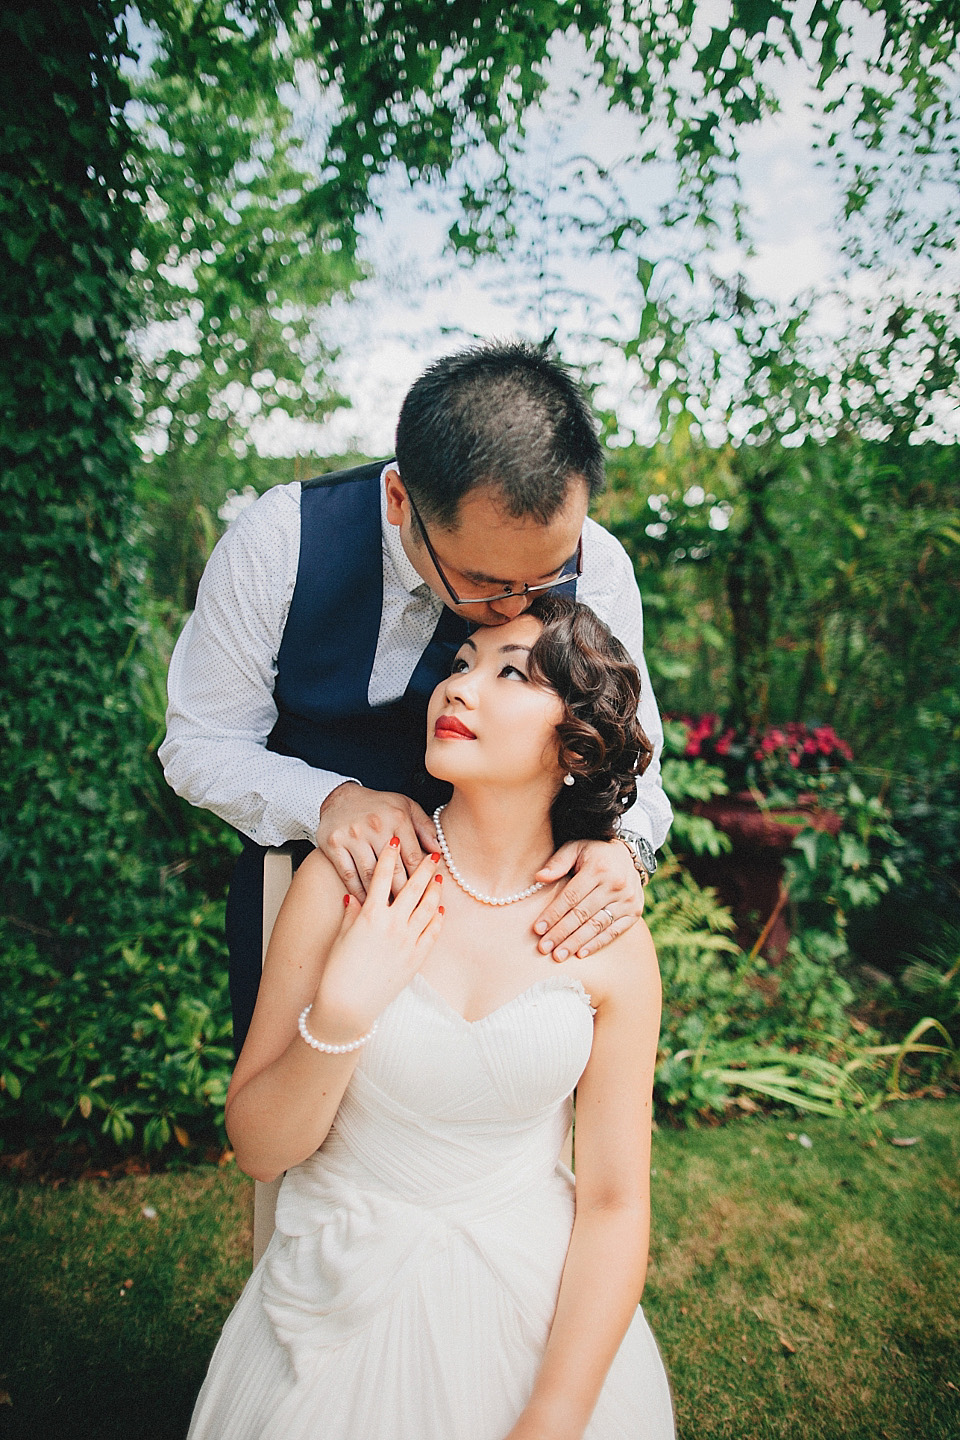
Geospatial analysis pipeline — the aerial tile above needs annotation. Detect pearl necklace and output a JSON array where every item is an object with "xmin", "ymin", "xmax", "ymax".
[{"xmin": 433, "ymin": 805, "xmax": 546, "ymax": 907}]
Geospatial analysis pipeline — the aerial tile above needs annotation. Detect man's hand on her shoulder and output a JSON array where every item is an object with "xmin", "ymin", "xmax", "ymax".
[
  {"xmin": 316, "ymin": 783, "xmax": 437, "ymax": 900},
  {"xmin": 532, "ymin": 837, "xmax": 646, "ymax": 962}
]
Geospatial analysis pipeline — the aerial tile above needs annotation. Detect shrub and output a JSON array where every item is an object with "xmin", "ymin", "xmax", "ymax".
[
  {"xmin": 646, "ymin": 863, "xmax": 879, "ymax": 1122},
  {"xmin": 646, "ymin": 726, "xmax": 933, "ymax": 1123},
  {"xmin": 847, "ymin": 708, "xmax": 960, "ymax": 971},
  {"xmin": 0, "ymin": 906, "xmax": 232, "ymax": 1158},
  {"xmin": 0, "ymin": 4, "xmax": 157, "ymax": 952}
]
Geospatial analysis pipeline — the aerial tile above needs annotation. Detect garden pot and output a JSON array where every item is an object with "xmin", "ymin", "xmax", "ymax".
[{"xmin": 686, "ymin": 793, "xmax": 842, "ymax": 962}]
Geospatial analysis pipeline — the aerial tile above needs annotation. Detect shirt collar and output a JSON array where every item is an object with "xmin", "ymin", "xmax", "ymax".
[{"xmin": 380, "ymin": 462, "xmax": 434, "ymax": 598}]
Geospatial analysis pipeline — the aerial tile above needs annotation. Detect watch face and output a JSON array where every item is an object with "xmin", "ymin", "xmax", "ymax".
[{"xmin": 619, "ymin": 830, "xmax": 658, "ymax": 876}]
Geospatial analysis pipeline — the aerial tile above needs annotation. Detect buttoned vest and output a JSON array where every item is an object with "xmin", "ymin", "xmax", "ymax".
[{"xmin": 267, "ymin": 460, "xmax": 471, "ymax": 814}]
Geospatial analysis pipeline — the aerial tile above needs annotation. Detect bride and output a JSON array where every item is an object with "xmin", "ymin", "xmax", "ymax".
[{"xmin": 188, "ymin": 594, "xmax": 674, "ymax": 1440}]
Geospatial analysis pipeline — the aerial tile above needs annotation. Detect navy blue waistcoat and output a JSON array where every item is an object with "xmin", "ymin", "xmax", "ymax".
[{"xmin": 266, "ymin": 460, "xmax": 472, "ymax": 814}]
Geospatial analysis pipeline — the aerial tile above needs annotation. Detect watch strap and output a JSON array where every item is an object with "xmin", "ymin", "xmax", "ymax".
[{"xmin": 616, "ymin": 830, "xmax": 658, "ymax": 885}]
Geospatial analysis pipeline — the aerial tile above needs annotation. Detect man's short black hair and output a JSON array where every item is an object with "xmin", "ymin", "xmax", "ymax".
[{"xmin": 394, "ymin": 340, "xmax": 605, "ymax": 528}]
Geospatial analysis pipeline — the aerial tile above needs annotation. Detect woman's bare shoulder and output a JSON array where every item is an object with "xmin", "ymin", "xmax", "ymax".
[
  {"xmin": 291, "ymin": 845, "xmax": 345, "ymax": 899},
  {"xmin": 264, "ymin": 846, "xmax": 347, "ymax": 957},
  {"xmin": 570, "ymin": 917, "xmax": 660, "ymax": 1017}
]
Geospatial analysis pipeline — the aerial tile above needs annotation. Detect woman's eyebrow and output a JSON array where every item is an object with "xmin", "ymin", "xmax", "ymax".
[{"xmin": 498, "ymin": 644, "xmax": 532, "ymax": 656}]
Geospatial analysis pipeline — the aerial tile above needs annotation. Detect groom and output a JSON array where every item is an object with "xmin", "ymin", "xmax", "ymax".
[{"xmin": 160, "ymin": 342, "xmax": 672, "ymax": 1050}]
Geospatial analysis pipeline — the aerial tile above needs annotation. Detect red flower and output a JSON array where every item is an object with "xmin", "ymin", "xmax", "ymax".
[{"xmin": 676, "ymin": 713, "xmax": 853, "ymax": 773}]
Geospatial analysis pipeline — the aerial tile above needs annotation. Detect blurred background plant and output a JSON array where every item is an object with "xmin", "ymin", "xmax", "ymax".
[
  {"xmin": 0, "ymin": 905, "xmax": 232, "ymax": 1160},
  {"xmin": 676, "ymin": 714, "xmax": 854, "ymax": 802},
  {"xmin": 125, "ymin": 5, "xmax": 359, "ymax": 613},
  {"xmin": 641, "ymin": 730, "xmax": 955, "ymax": 1126}
]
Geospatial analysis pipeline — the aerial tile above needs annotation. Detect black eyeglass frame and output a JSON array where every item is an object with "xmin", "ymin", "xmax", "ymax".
[{"xmin": 405, "ymin": 489, "xmax": 583, "ymax": 608}]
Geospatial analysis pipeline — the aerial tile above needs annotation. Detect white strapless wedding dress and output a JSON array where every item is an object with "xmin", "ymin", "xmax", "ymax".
[{"xmin": 188, "ymin": 971, "xmax": 674, "ymax": 1440}]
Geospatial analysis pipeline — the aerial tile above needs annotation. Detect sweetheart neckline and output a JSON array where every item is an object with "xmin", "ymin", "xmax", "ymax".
[{"xmin": 408, "ymin": 971, "xmax": 595, "ymax": 1027}]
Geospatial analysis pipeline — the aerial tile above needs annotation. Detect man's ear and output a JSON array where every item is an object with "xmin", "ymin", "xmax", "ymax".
[{"xmin": 383, "ymin": 467, "xmax": 407, "ymax": 527}]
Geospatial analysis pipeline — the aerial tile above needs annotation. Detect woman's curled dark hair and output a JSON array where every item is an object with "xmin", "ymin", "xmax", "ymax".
[{"xmin": 524, "ymin": 593, "xmax": 653, "ymax": 847}]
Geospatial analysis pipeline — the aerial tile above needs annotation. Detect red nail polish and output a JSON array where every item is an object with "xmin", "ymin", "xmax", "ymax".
[
  {"xmin": 438, "ymin": 906, "xmax": 444, "ymax": 915},
  {"xmin": 389, "ymin": 836, "xmax": 401, "ymax": 848},
  {"xmin": 343, "ymin": 894, "xmax": 350, "ymax": 907},
  {"xmin": 433, "ymin": 874, "xmax": 443, "ymax": 883},
  {"xmin": 430, "ymin": 852, "xmax": 441, "ymax": 863}
]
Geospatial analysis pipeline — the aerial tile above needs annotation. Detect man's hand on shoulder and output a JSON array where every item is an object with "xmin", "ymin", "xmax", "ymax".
[
  {"xmin": 532, "ymin": 837, "xmax": 647, "ymax": 961},
  {"xmin": 316, "ymin": 783, "xmax": 437, "ymax": 899}
]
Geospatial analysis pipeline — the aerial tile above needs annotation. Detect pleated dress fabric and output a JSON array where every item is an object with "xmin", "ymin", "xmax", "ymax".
[{"xmin": 187, "ymin": 972, "xmax": 675, "ymax": 1440}]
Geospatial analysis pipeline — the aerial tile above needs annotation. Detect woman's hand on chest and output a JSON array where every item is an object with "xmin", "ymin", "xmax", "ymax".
[{"xmin": 312, "ymin": 841, "xmax": 445, "ymax": 1041}]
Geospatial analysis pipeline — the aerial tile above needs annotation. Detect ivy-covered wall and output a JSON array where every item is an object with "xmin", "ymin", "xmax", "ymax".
[{"xmin": 0, "ymin": 2, "xmax": 153, "ymax": 949}]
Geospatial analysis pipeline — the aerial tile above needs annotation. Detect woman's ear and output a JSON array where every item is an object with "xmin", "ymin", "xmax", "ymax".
[{"xmin": 559, "ymin": 746, "xmax": 586, "ymax": 778}]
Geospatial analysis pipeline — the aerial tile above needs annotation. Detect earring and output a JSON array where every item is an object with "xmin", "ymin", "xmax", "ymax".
[{"xmin": 563, "ymin": 774, "xmax": 575, "ymax": 787}]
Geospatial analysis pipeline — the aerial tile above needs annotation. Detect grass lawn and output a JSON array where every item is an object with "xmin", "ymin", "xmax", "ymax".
[
  {"xmin": 646, "ymin": 1102, "xmax": 960, "ymax": 1440},
  {"xmin": 1, "ymin": 1101, "xmax": 957, "ymax": 1440}
]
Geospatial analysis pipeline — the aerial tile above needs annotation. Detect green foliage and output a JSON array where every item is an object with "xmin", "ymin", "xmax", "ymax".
[
  {"xmin": 647, "ymin": 861, "xmax": 869, "ymax": 1122},
  {"xmin": 785, "ymin": 781, "xmax": 903, "ymax": 928},
  {"xmin": 122, "ymin": 2, "xmax": 960, "ymax": 459},
  {"xmin": 0, "ymin": 1, "xmax": 157, "ymax": 946},
  {"xmin": 126, "ymin": 5, "xmax": 360, "ymax": 607},
  {"xmin": 648, "ymin": 828, "xmax": 955, "ymax": 1121},
  {"xmin": 651, "ymin": 723, "xmax": 854, "ymax": 1119},
  {"xmin": 657, "ymin": 717, "xmax": 731, "ymax": 859},
  {"xmin": 900, "ymin": 946, "xmax": 960, "ymax": 1038},
  {"xmin": 865, "ymin": 933, "xmax": 960, "ymax": 1085},
  {"xmin": 604, "ymin": 431, "xmax": 960, "ymax": 773},
  {"xmin": 121, "ymin": 1, "xmax": 960, "ymax": 260},
  {"xmin": 648, "ymin": 729, "xmax": 936, "ymax": 1122},
  {"xmin": 0, "ymin": 907, "xmax": 232, "ymax": 1156},
  {"xmin": 605, "ymin": 426, "xmax": 954, "ymax": 975},
  {"xmin": 849, "ymin": 713, "xmax": 960, "ymax": 966}
]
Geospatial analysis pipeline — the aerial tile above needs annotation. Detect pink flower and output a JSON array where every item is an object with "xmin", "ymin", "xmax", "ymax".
[{"xmin": 814, "ymin": 725, "xmax": 839, "ymax": 755}]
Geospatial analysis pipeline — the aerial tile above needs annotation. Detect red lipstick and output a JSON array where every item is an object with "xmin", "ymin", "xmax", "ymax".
[{"xmin": 434, "ymin": 716, "xmax": 477, "ymax": 739}]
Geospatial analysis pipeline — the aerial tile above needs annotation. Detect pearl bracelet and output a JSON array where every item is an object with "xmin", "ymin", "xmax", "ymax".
[{"xmin": 297, "ymin": 1004, "xmax": 377, "ymax": 1055}]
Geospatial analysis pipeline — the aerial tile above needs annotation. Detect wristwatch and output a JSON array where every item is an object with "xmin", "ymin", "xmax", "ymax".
[{"xmin": 616, "ymin": 830, "xmax": 658, "ymax": 887}]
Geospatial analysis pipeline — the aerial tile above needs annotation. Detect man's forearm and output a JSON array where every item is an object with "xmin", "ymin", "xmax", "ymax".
[{"xmin": 159, "ymin": 728, "xmax": 351, "ymax": 848}]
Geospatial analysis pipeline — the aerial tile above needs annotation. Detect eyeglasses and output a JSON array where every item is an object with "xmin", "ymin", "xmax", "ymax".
[{"xmin": 406, "ymin": 489, "xmax": 583, "ymax": 607}]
